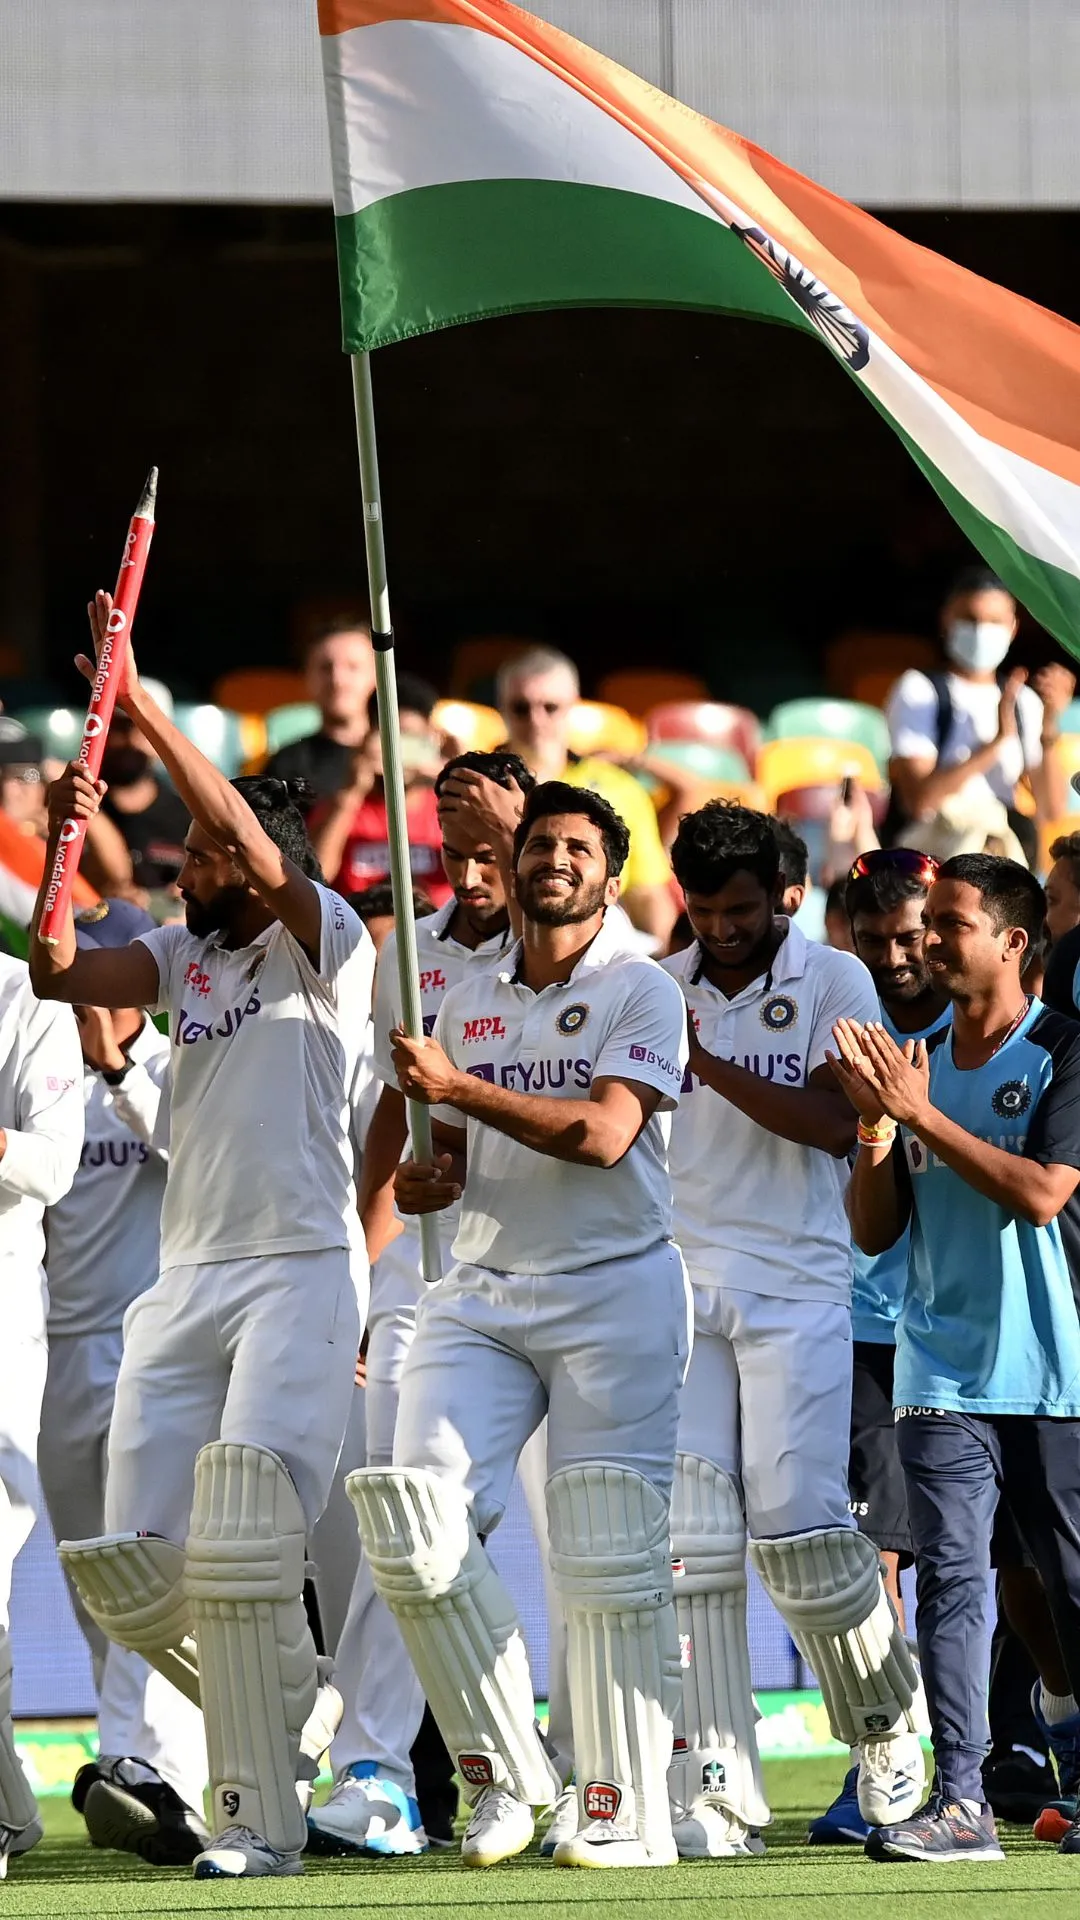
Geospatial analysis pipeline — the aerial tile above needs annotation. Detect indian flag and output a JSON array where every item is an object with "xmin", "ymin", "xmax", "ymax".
[{"xmin": 318, "ymin": 0, "xmax": 1080, "ymax": 653}]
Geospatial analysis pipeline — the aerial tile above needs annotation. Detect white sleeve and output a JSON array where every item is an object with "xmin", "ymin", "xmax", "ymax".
[
  {"xmin": 807, "ymin": 952, "xmax": 881, "ymax": 1076},
  {"xmin": 372, "ymin": 933, "xmax": 401, "ymax": 1087},
  {"xmin": 110, "ymin": 1041, "xmax": 170, "ymax": 1160},
  {"xmin": 592, "ymin": 967, "xmax": 689, "ymax": 1111},
  {"xmin": 135, "ymin": 925, "xmax": 179, "ymax": 1017},
  {"xmin": 312, "ymin": 886, "xmax": 372, "ymax": 983},
  {"xmin": 885, "ymin": 670, "xmax": 940, "ymax": 763},
  {"xmin": 0, "ymin": 996, "xmax": 84, "ymax": 1205}
]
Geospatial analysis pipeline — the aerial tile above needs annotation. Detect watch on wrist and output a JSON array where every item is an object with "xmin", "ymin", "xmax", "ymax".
[{"xmin": 101, "ymin": 1061, "xmax": 133, "ymax": 1087}]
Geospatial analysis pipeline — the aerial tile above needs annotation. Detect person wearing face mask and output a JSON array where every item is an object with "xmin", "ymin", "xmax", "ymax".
[
  {"xmin": 100, "ymin": 692, "xmax": 191, "ymax": 898},
  {"xmin": 884, "ymin": 567, "xmax": 1071, "ymax": 862}
]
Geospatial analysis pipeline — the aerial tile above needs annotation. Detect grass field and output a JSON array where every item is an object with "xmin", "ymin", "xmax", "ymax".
[{"xmin": 4, "ymin": 1762, "xmax": 1079, "ymax": 1920}]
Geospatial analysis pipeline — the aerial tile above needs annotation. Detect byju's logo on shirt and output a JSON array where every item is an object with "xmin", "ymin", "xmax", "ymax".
[
  {"xmin": 760, "ymin": 995, "xmax": 798, "ymax": 1032},
  {"xmin": 629, "ymin": 1043, "xmax": 683, "ymax": 1081},
  {"xmin": 176, "ymin": 990, "xmax": 262, "ymax": 1045},
  {"xmin": 992, "ymin": 1079, "xmax": 1032, "ymax": 1119},
  {"xmin": 467, "ymin": 1056, "xmax": 591, "ymax": 1091},
  {"xmin": 462, "ymin": 1016, "xmax": 506, "ymax": 1043}
]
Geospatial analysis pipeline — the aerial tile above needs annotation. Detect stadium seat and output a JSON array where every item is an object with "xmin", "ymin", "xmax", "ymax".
[
  {"xmin": 757, "ymin": 738, "xmax": 882, "ymax": 809},
  {"xmin": 824, "ymin": 630, "xmax": 938, "ymax": 699},
  {"xmin": 766, "ymin": 699, "xmax": 891, "ymax": 771},
  {"xmin": 776, "ymin": 783, "xmax": 889, "ymax": 828},
  {"xmin": 449, "ymin": 637, "xmax": 532, "ymax": 701},
  {"xmin": 646, "ymin": 701, "xmax": 761, "ymax": 769},
  {"xmin": 14, "ymin": 706, "xmax": 86, "ymax": 762},
  {"xmin": 174, "ymin": 703, "xmax": 249, "ymax": 777},
  {"xmin": 567, "ymin": 701, "xmax": 647, "ymax": 758},
  {"xmin": 850, "ymin": 667, "xmax": 905, "ymax": 711},
  {"xmin": 265, "ymin": 703, "xmax": 321, "ymax": 755},
  {"xmin": 646, "ymin": 739, "xmax": 751, "ymax": 783},
  {"xmin": 597, "ymin": 670, "xmax": 708, "ymax": 715},
  {"xmin": 431, "ymin": 699, "xmax": 505, "ymax": 754},
  {"xmin": 1038, "ymin": 816, "xmax": 1080, "ymax": 875},
  {"xmin": 1056, "ymin": 735, "xmax": 1080, "ymax": 811},
  {"xmin": 1060, "ymin": 699, "xmax": 1080, "ymax": 737},
  {"xmin": 213, "ymin": 668, "xmax": 307, "ymax": 715}
]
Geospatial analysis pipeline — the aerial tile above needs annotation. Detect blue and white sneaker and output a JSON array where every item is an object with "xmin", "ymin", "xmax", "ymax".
[
  {"xmin": 306, "ymin": 1762, "xmax": 428, "ymax": 1857},
  {"xmin": 807, "ymin": 1767, "xmax": 870, "ymax": 1846}
]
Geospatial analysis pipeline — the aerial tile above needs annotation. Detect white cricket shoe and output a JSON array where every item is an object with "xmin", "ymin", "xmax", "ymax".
[
  {"xmin": 306, "ymin": 1765, "xmax": 428, "ymax": 1857},
  {"xmin": 539, "ymin": 1786, "xmax": 579, "ymax": 1857},
  {"xmin": 554, "ymin": 1819, "xmax": 678, "ymax": 1868},
  {"xmin": 192, "ymin": 1824, "xmax": 303, "ymax": 1878},
  {"xmin": 460, "ymin": 1787, "xmax": 535, "ymax": 1867},
  {"xmin": 673, "ymin": 1803, "xmax": 765, "ymax": 1858},
  {"xmin": 857, "ymin": 1730, "xmax": 925, "ymax": 1826}
]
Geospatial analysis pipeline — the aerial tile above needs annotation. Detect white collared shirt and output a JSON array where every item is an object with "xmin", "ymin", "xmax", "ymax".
[
  {"xmin": 46, "ymin": 1017, "xmax": 170, "ymax": 1334},
  {"xmin": 433, "ymin": 911, "xmax": 688, "ymax": 1276},
  {"xmin": 138, "ymin": 885, "xmax": 374, "ymax": 1268},
  {"xmin": 0, "ymin": 957, "xmax": 82, "ymax": 1274},
  {"xmin": 664, "ymin": 922, "xmax": 878, "ymax": 1305}
]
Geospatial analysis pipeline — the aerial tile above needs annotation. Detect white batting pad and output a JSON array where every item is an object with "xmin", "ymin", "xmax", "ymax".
[
  {"xmin": 59, "ymin": 1532, "xmax": 200, "ymax": 1705},
  {"xmin": 670, "ymin": 1455, "xmax": 769, "ymax": 1830},
  {"xmin": 749, "ymin": 1528, "xmax": 918, "ymax": 1745},
  {"xmin": 184, "ymin": 1443, "xmax": 316, "ymax": 1853},
  {"xmin": 0, "ymin": 1626, "xmax": 36, "ymax": 1832},
  {"xmin": 546, "ymin": 1463, "xmax": 680, "ymax": 1858},
  {"xmin": 347, "ymin": 1466, "xmax": 560, "ymax": 1809}
]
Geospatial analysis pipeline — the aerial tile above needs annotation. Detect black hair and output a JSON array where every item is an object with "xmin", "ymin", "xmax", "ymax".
[
  {"xmin": 671, "ymin": 801, "xmax": 780, "ymax": 898},
  {"xmin": 231, "ymin": 775, "xmax": 324, "ymax": 881},
  {"xmin": 366, "ymin": 672, "xmax": 438, "ymax": 729},
  {"xmin": 1050, "ymin": 831, "xmax": 1080, "ymax": 889},
  {"xmin": 944, "ymin": 565, "xmax": 1012, "ymax": 603},
  {"xmin": 347, "ymin": 882, "xmax": 436, "ymax": 922},
  {"xmin": 434, "ymin": 749, "xmax": 536, "ymax": 799},
  {"xmin": 845, "ymin": 866, "xmax": 932, "ymax": 925},
  {"xmin": 512, "ymin": 779, "xmax": 630, "ymax": 880},
  {"xmin": 824, "ymin": 877, "xmax": 849, "ymax": 919},
  {"xmin": 301, "ymin": 615, "xmax": 371, "ymax": 661},
  {"xmin": 939, "ymin": 852, "xmax": 1046, "ymax": 943},
  {"xmin": 772, "ymin": 819, "xmax": 809, "ymax": 891}
]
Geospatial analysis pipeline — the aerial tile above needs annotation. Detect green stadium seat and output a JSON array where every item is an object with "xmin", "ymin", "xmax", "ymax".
[
  {"xmin": 647, "ymin": 739, "xmax": 750, "ymax": 782},
  {"xmin": 265, "ymin": 703, "xmax": 321, "ymax": 755},
  {"xmin": 765, "ymin": 698, "xmax": 891, "ymax": 771},
  {"xmin": 173, "ymin": 703, "xmax": 246, "ymax": 777}
]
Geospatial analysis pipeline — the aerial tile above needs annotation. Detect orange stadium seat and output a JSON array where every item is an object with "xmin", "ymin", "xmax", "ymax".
[
  {"xmin": 597, "ymin": 669, "xmax": 708, "ymax": 715},
  {"xmin": 431, "ymin": 699, "xmax": 506, "ymax": 754},
  {"xmin": 851, "ymin": 667, "xmax": 905, "ymax": 711},
  {"xmin": 213, "ymin": 668, "xmax": 307, "ymax": 715},
  {"xmin": 567, "ymin": 701, "xmax": 647, "ymax": 758},
  {"xmin": 449, "ymin": 637, "xmax": 532, "ymax": 700},
  {"xmin": 647, "ymin": 701, "xmax": 761, "ymax": 770},
  {"xmin": 1039, "ymin": 816, "xmax": 1080, "ymax": 872},
  {"xmin": 825, "ymin": 630, "xmax": 938, "ymax": 699},
  {"xmin": 757, "ymin": 737, "xmax": 882, "ymax": 810}
]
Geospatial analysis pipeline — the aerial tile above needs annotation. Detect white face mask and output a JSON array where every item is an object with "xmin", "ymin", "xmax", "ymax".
[{"xmin": 945, "ymin": 619, "xmax": 1013, "ymax": 673}]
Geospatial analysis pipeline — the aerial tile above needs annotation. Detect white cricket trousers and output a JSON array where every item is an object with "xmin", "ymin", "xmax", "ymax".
[
  {"xmin": 38, "ymin": 1329, "xmax": 206, "ymax": 1811},
  {"xmin": 105, "ymin": 1250, "xmax": 362, "ymax": 1543},
  {"xmin": 678, "ymin": 1284, "xmax": 854, "ymax": 1538},
  {"xmin": 395, "ymin": 1243, "xmax": 692, "ymax": 1536},
  {"xmin": 0, "ymin": 1266, "xmax": 48, "ymax": 1632}
]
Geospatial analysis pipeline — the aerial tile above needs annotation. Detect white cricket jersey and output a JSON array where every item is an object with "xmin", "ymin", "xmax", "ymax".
[
  {"xmin": 138, "ymin": 884, "xmax": 375, "ymax": 1268},
  {"xmin": 45, "ymin": 1017, "xmax": 169, "ymax": 1335},
  {"xmin": 433, "ymin": 910, "xmax": 688, "ymax": 1276},
  {"xmin": 372, "ymin": 899, "xmax": 513, "ymax": 1251},
  {"xmin": 664, "ymin": 921, "xmax": 879, "ymax": 1306},
  {"xmin": 0, "ymin": 957, "xmax": 82, "ymax": 1273}
]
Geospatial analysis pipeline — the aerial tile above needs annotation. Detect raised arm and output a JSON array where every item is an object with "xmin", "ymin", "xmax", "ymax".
[{"xmin": 30, "ymin": 765, "xmax": 162, "ymax": 1008}]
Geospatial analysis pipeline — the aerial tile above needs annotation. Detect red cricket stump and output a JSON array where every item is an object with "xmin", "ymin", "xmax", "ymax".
[{"xmin": 38, "ymin": 467, "xmax": 158, "ymax": 947}]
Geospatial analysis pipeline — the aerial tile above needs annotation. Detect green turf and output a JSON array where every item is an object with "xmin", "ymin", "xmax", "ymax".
[{"xmin": 4, "ymin": 1762, "xmax": 1079, "ymax": 1920}]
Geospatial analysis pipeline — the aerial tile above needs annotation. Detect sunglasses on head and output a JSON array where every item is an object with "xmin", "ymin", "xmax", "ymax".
[
  {"xmin": 847, "ymin": 848, "xmax": 941, "ymax": 885},
  {"xmin": 509, "ymin": 698, "xmax": 563, "ymax": 717}
]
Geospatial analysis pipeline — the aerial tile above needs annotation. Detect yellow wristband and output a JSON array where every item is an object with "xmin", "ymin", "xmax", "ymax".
[{"xmin": 857, "ymin": 1118, "xmax": 897, "ymax": 1146}]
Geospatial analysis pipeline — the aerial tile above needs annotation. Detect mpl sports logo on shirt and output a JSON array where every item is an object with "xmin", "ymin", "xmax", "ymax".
[{"xmin": 462, "ymin": 1016, "xmax": 507, "ymax": 1043}]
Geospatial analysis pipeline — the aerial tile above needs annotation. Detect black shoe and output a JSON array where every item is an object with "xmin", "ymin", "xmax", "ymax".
[
  {"xmin": 410, "ymin": 1703, "xmax": 458, "ymax": 1847},
  {"xmin": 984, "ymin": 1744, "xmax": 1057, "ymax": 1824},
  {"xmin": 73, "ymin": 1757, "xmax": 209, "ymax": 1866},
  {"xmin": 1056, "ymin": 1811, "xmax": 1080, "ymax": 1854},
  {"xmin": 865, "ymin": 1790, "xmax": 1005, "ymax": 1863}
]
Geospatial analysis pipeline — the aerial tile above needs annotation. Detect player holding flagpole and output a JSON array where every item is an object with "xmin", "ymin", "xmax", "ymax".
[
  {"xmin": 30, "ymin": 591, "xmax": 376, "ymax": 1881},
  {"xmin": 347, "ymin": 781, "xmax": 691, "ymax": 1871}
]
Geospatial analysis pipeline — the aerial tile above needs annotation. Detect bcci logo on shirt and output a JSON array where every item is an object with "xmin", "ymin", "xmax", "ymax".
[
  {"xmin": 556, "ymin": 1002, "xmax": 589, "ymax": 1036},
  {"xmin": 760, "ymin": 994, "xmax": 797, "ymax": 1033},
  {"xmin": 992, "ymin": 1079, "xmax": 1032, "ymax": 1119}
]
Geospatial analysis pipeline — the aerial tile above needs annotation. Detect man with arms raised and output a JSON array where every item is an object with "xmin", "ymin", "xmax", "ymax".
[
  {"xmin": 661, "ymin": 803, "xmax": 923, "ymax": 1859},
  {"xmin": 347, "ymin": 782, "xmax": 689, "ymax": 1869},
  {"xmin": 31, "ymin": 591, "xmax": 375, "ymax": 1880}
]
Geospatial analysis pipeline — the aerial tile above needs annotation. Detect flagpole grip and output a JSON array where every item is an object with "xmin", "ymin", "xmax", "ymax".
[{"xmin": 351, "ymin": 353, "xmax": 442, "ymax": 1287}]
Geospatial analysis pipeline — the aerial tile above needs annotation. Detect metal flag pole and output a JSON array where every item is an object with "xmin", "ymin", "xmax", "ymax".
[{"xmin": 350, "ymin": 351, "xmax": 442, "ymax": 1286}]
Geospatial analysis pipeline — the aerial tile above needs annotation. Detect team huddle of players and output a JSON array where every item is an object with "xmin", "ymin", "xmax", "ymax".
[{"xmin": 2, "ymin": 593, "xmax": 1080, "ymax": 1880}]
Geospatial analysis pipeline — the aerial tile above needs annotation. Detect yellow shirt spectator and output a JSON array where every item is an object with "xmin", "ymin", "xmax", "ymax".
[{"xmin": 563, "ymin": 757, "xmax": 672, "ymax": 894}]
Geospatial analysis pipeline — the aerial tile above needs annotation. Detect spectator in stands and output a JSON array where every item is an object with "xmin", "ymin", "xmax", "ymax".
[
  {"xmin": 885, "ymin": 567, "xmax": 1072, "ymax": 862},
  {"xmin": 350, "ymin": 880, "xmax": 437, "ymax": 957},
  {"xmin": 1045, "ymin": 833, "xmax": 1080, "ymax": 949},
  {"xmin": 99, "ymin": 704, "xmax": 190, "ymax": 896},
  {"xmin": 308, "ymin": 675, "xmax": 450, "ymax": 904},
  {"xmin": 263, "ymin": 618, "xmax": 376, "ymax": 800},
  {"xmin": 496, "ymin": 646, "xmax": 675, "ymax": 941},
  {"xmin": 823, "ymin": 878, "xmax": 856, "ymax": 952},
  {"xmin": 0, "ymin": 732, "xmax": 47, "ymax": 837}
]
